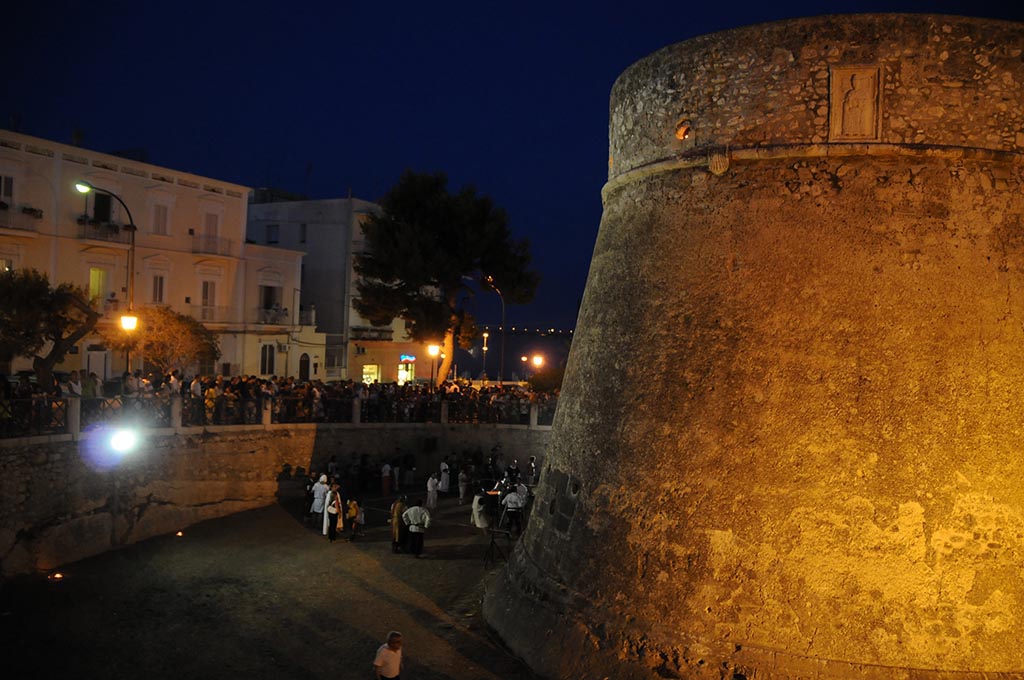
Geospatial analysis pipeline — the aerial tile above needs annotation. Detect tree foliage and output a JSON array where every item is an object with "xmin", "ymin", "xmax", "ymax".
[
  {"xmin": 0, "ymin": 268, "xmax": 100, "ymax": 384},
  {"xmin": 354, "ymin": 170, "xmax": 540, "ymax": 384},
  {"xmin": 102, "ymin": 305, "xmax": 220, "ymax": 375}
]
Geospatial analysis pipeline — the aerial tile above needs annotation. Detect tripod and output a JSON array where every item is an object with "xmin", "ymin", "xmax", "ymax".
[{"xmin": 484, "ymin": 528, "xmax": 512, "ymax": 566}]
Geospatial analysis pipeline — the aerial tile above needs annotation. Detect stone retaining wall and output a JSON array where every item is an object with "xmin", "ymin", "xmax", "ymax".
[{"xmin": 0, "ymin": 423, "xmax": 549, "ymax": 579}]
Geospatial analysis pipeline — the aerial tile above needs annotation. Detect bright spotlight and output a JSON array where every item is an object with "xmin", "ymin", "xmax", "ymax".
[{"xmin": 110, "ymin": 428, "xmax": 139, "ymax": 454}]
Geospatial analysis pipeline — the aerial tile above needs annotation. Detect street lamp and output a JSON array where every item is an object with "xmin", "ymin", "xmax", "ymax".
[
  {"xmin": 485, "ymin": 275, "xmax": 506, "ymax": 386},
  {"xmin": 481, "ymin": 331, "xmax": 489, "ymax": 379},
  {"xmin": 76, "ymin": 181, "xmax": 138, "ymax": 370},
  {"xmin": 427, "ymin": 344, "xmax": 440, "ymax": 391}
]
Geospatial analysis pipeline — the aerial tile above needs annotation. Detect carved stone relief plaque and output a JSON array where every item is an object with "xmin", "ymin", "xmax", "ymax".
[{"xmin": 829, "ymin": 65, "xmax": 881, "ymax": 142}]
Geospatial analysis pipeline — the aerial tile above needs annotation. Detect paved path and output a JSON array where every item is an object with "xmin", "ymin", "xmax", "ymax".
[{"xmin": 0, "ymin": 495, "xmax": 540, "ymax": 680}]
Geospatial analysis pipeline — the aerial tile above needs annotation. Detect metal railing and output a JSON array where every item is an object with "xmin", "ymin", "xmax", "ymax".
[
  {"xmin": 0, "ymin": 393, "xmax": 557, "ymax": 439},
  {"xmin": 191, "ymin": 233, "xmax": 233, "ymax": 255},
  {"xmin": 77, "ymin": 222, "xmax": 130, "ymax": 243},
  {"xmin": 0, "ymin": 397, "xmax": 67, "ymax": 438},
  {"xmin": 189, "ymin": 304, "xmax": 235, "ymax": 323},
  {"xmin": 0, "ymin": 209, "xmax": 41, "ymax": 233}
]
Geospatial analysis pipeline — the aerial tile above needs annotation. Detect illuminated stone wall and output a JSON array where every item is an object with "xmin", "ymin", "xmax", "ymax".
[
  {"xmin": 0, "ymin": 423, "xmax": 549, "ymax": 579},
  {"xmin": 485, "ymin": 14, "xmax": 1024, "ymax": 679}
]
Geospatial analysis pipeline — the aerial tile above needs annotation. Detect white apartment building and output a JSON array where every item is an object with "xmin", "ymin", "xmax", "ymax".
[
  {"xmin": 0, "ymin": 130, "xmax": 325, "ymax": 380},
  {"xmin": 247, "ymin": 195, "xmax": 423, "ymax": 384}
]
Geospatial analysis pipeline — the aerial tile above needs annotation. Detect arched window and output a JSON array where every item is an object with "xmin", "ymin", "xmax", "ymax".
[{"xmin": 299, "ymin": 353, "xmax": 310, "ymax": 381}]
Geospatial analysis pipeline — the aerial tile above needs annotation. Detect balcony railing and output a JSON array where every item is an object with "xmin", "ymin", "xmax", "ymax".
[
  {"xmin": 350, "ymin": 326, "xmax": 393, "ymax": 341},
  {"xmin": 0, "ymin": 209, "xmax": 41, "ymax": 233},
  {"xmin": 189, "ymin": 304, "xmax": 236, "ymax": 323},
  {"xmin": 77, "ymin": 222, "xmax": 130, "ymax": 244},
  {"xmin": 247, "ymin": 307, "xmax": 317, "ymax": 326},
  {"xmin": 250, "ymin": 307, "xmax": 290, "ymax": 324},
  {"xmin": 192, "ymin": 233, "xmax": 233, "ymax": 255}
]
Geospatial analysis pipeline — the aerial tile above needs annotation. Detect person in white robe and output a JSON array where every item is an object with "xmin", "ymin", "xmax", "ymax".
[
  {"xmin": 471, "ymin": 492, "xmax": 491, "ymax": 531},
  {"xmin": 310, "ymin": 474, "xmax": 328, "ymax": 529},
  {"xmin": 426, "ymin": 473, "xmax": 439, "ymax": 510},
  {"xmin": 438, "ymin": 458, "xmax": 451, "ymax": 494}
]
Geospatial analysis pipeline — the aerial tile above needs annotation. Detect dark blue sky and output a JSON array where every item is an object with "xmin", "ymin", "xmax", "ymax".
[{"xmin": 4, "ymin": 1, "xmax": 1022, "ymax": 332}]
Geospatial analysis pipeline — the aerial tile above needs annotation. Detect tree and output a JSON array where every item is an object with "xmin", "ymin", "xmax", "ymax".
[
  {"xmin": 0, "ymin": 268, "xmax": 100, "ymax": 385},
  {"xmin": 102, "ymin": 305, "xmax": 220, "ymax": 375},
  {"xmin": 354, "ymin": 170, "xmax": 540, "ymax": 385},
  {"xmin": 529, "ymin": 365, "xmax": 565, "ymax": 393}
]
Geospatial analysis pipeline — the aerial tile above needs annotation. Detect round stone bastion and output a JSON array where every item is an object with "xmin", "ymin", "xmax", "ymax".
[{"xmin": 484, "ymin": 14, "xmax": 1024, "ymax": 680}]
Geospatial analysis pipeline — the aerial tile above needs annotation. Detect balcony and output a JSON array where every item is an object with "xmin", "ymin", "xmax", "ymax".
[
  {"xmin": 247, "ymin": 307, "xmax": 317, "ymax": 326},
  {"xmin": 192, "ymin": 233, "xmax": 233, "ymax": 255},
  {"xmin": 0, "ymin": 208, "xmax": 40, "ymax": 234},
  {"xmin": 78, "ymin": 221, "xmax": 130, "ymax": 244},
  {"xmin": 250, "ymin": 306, "xmax": 290, "ymax": 324},
  {"xmin": 189, "ymin": 304, "xmax": 237, "ymax": 323},
  {"xmin": 350, "ymin": 325, "xmax": 394, "ymax": 341}
]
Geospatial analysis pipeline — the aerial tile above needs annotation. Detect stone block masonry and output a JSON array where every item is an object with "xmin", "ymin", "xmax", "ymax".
[
  {"xmin": 0, "ymin": 423, "xmax": 549, "ymax": 580},
  {"xmin": 486, "ymin": 14, "xmax": 1024, "ymax": 680}
]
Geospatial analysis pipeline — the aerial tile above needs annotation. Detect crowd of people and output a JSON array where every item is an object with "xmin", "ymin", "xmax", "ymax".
[
  {"xmin": 303, "ymin": 444, "xmax": 539, "ymax": 559},
  {"xmin": 0, "ymin": 368, "xmax": 559, "ymax": 437}
]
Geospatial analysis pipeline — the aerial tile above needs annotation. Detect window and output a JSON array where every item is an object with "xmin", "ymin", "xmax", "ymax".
[
  {"xmin": 299, "ymin": 223, "xmax": 307, "ymax": 244},
  {"xmin": 198, "ymin": 356, "xmax": 215, "ymax": 377},
  {"xmin": 89, "ymin": 267, "xmax": 108, "ymax": 302},
  {"xmin": 361, "ymin": 364, "xmax": 380, "ymax": 384},
  {"xmin": 201, "ymin": 280, "xmax": 216, "ymax": 320},
  {"xmin": 266, "ymin": 223, "xmax": 279, "ymax": 244},
  {"xmin": 93, "ymin": 193, "xmax": 112, "ymax": 222},
  {"xmin": 259, "ymin": 285, "xmax": 283, "ymax": 322},
  {"xmin": 152, "ymin": 275, "xmax": 165, "ymax": 303},
  {"xmin": 204, "ymin": 212, "xmax": 219, "ymax": 238},
  {"xmin": 0, "ymin": 175, "xmax": 12, "ymax": 206},
  {"xmin": 260, "ymin": 344, "xmax": 276, "ymax": 375},
  {"xmin": 152, "ymin": 204, "xmax": 168, "ymax": 235}
]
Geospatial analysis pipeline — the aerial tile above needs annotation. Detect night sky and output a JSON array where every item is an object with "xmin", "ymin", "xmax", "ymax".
[{"xmin": 4, "ymin": 1, "xmax": 1023, "ymax": 333}]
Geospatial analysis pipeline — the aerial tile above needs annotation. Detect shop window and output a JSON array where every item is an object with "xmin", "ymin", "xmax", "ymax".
[{"xmin": 361, "ymin": 364, "xmax": 380, "ymax": 384}]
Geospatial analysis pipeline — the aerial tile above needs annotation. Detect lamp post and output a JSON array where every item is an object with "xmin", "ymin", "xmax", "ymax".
[
  {"xmin": 485, "ymin": 275, "xmax": 506, "ymax": 386},
  {"xmin": 76, "ymin": 181, "xmax": 137, "ymax": 375},
  {"xmin": 482, "ymin": 331, "xmax": 489, "ymax": 379},
  {"xmin": 427, "ymin": 344, "xmax": 440, "ymax": 392}
]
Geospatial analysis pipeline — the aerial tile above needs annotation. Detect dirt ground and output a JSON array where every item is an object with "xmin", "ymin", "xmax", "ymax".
[{"xmin": 0, "ymin": 493, "xmax": 544, "ymax": 680}]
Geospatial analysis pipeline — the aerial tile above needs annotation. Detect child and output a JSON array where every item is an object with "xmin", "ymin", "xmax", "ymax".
[{"xmin": 347, "ymin": 498, "xmax": 363, "ymax": 540}]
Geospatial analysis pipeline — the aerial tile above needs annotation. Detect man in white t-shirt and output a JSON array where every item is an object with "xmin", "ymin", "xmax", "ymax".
[{"xmin": 373, "ymin": 630, "xmax": 403, "ymax": 680}]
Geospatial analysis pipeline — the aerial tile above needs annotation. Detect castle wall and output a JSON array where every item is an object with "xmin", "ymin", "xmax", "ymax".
[
  {"xmin": 0, "ymin": 423, "xmax": 549, "ymax": 579},
  {"xmin": 485, "ymin": 15, "xmax": 1024, "ymax": 679}
]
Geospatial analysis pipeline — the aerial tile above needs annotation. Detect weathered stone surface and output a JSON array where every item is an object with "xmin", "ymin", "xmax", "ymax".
[
  {"xmin": 485, "ymin": 14, "xmax": 1024, "ymax": 680},
  {"xmin": 0, "ymin": 423, "xmax": 549, "ymax": 579}
]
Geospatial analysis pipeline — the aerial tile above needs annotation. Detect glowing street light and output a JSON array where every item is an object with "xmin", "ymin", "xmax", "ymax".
[
  {"xmin": 532, "ymin": 354, "xmax": 544, "ymax": 369},
  {"xmin": 482, "ymin": 331, "xmax": 489, "ymax": 377},
  {"xmin": 76, "ymin": 181, "xmax": 139, "ymax": 364}
]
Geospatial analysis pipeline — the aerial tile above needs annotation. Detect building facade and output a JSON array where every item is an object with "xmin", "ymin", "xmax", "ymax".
[
  {"xmin": 0, "ymin": 130, "xmax": 324, "ymax": 380},
  {"xmin": 247, "ymin": 195, "xmax": 424, "ymax": 384}
]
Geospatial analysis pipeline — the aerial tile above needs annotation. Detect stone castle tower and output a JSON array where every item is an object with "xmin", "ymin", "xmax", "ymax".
[{"xmin": 485, "ymin": 14, "xmax": 1024, "ymax": 679}]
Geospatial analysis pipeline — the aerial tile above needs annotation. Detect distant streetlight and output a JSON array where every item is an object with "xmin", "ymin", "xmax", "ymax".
[
  {"xmin": 485, "ymin": 275, "xmax": 506, "ymax": 386},
  {"xmin": 532, "ymin": 354, "xmax": 544, "ymax": 369},
  {"xmin": 76, "ymin": 181, "xmax": 138, "ymax": 373}
]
